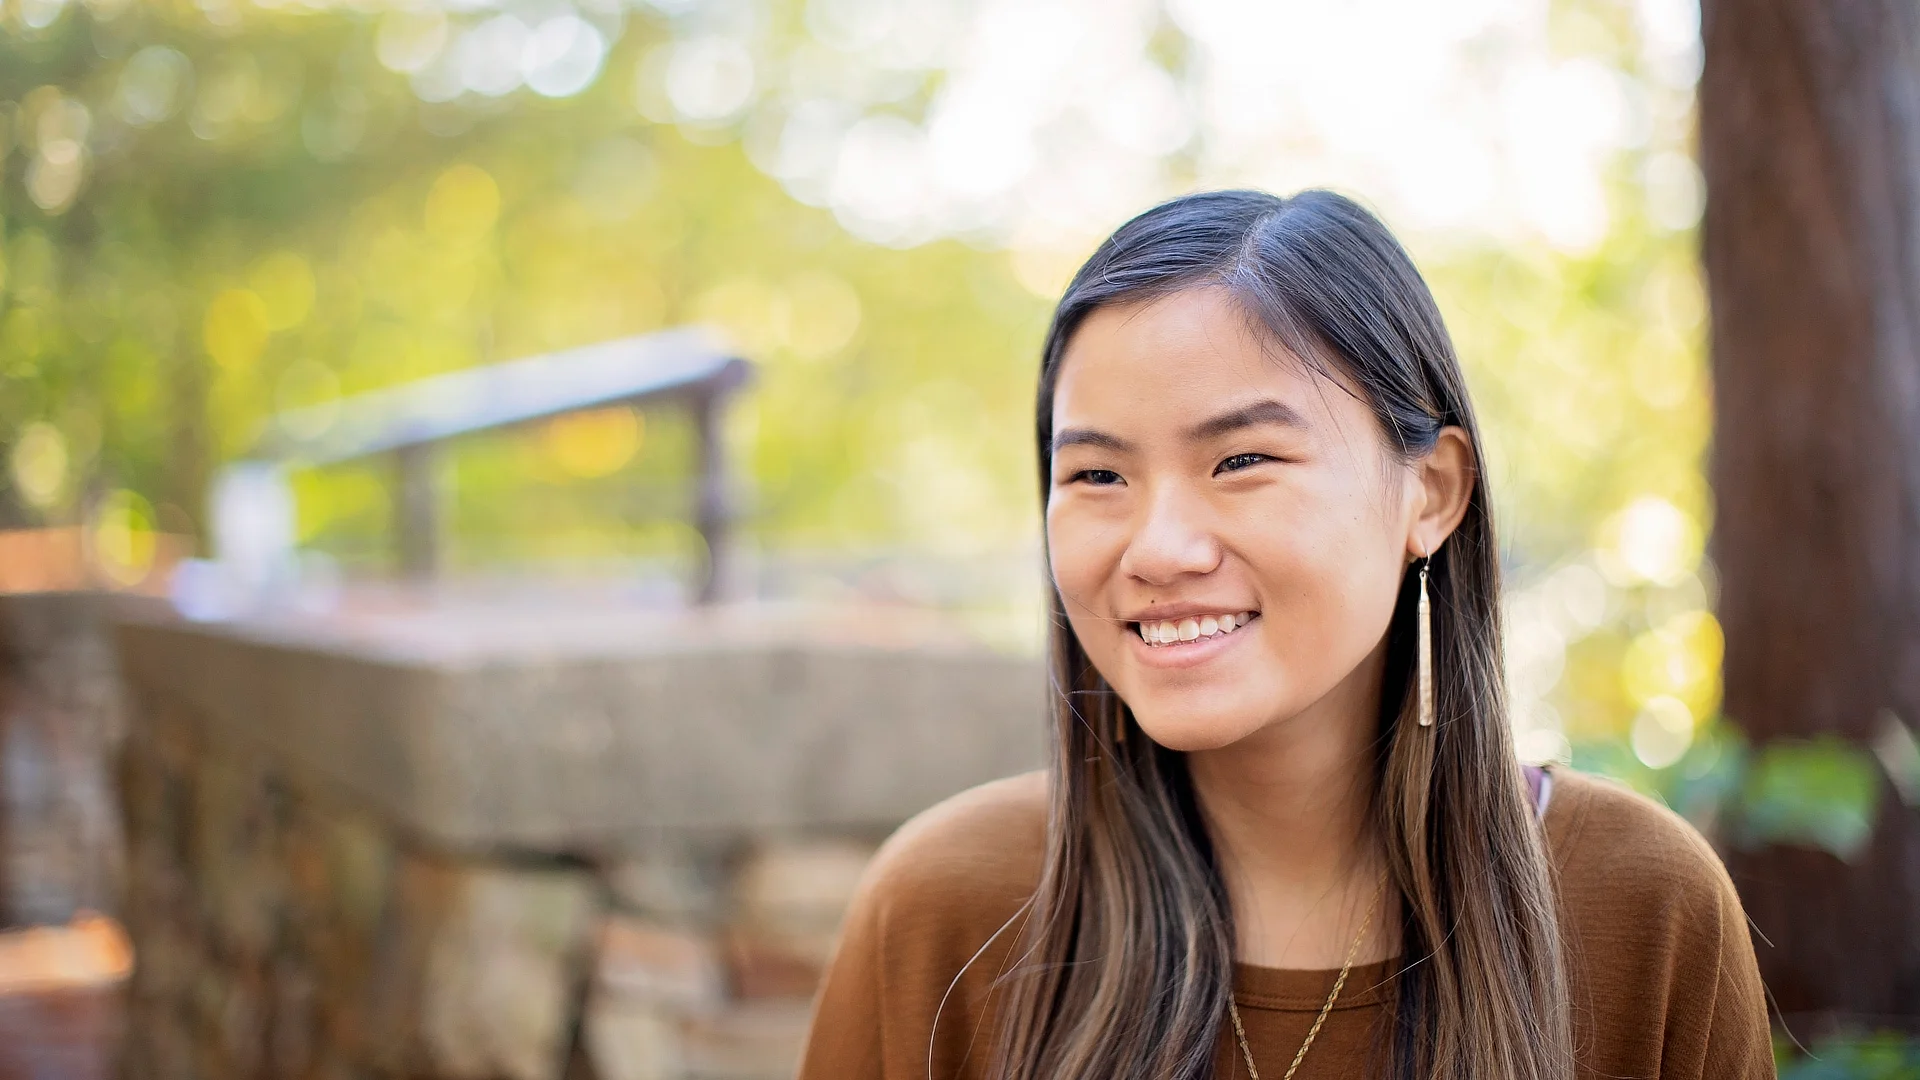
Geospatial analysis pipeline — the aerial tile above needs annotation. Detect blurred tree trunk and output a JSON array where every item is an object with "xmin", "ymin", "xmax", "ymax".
[{"xmin": 1701, "ymin": 0, "xmax": 1920, "ymax": 1032}]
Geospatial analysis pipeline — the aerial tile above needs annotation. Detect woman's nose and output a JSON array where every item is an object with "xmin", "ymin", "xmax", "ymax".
[{"xmin": 1118, "ymin": 486, "xmax": 1222, "ymax": 585}]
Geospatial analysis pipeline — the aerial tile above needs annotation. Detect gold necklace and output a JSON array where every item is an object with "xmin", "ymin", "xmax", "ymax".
[{"xmin": 1227, "ymin": 874, "xmax": 1389, "ymax": 1080}]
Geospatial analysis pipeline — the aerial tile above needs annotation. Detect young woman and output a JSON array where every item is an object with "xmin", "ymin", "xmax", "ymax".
[{"xmin": 797, "ymin": 190, "xmax": 1773, "ymax": 1079}]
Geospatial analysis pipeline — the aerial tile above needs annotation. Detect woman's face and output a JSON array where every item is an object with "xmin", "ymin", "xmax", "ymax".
[{"xmin": 1046, "ymin": 286, "xmax": 1441, "ymax": 751}]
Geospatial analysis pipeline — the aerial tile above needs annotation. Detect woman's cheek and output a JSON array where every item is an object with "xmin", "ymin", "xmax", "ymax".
[
  {"xmin": 1047, "ymin": 498, "xmax": 1120, "ymax": 581},
  {"xmin": 1310, "ymin": 547, "xmax": 1403, "ymax": 669},
  {"xmin": 1046, "ymin": 526, "xmax": 1101, "ymax": 630},
  {"xmin": 1044, "ymin": 513, "xmax": 1081, "ymax": 591}
]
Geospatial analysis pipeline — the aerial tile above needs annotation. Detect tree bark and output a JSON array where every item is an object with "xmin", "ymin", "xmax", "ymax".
[{"xmin": 1701, "ymin": 0, "xmax": 1920, "ymax": 1032}]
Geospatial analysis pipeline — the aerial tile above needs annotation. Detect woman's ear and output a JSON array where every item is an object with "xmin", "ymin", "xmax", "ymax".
[{"xmin": 1409, "ymin": 426, "xmax": 1475, "ymax": 558}]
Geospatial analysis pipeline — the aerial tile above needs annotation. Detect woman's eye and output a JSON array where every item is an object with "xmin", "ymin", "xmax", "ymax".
[
  {"xmin": 1072, "ymin": 468, "xmax": 1124, "ymax": 486},
  {"xmin": 1216, "ymin": 453, "xmax": 1270, "ymax": 474}
]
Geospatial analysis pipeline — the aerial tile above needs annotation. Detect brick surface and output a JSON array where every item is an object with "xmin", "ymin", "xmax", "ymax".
[
  {"xmin": 582, "ymin": 996, "xmax": 680, "ymax": 1080},
  {"xmin": 678, "ymin": 1001, "xmax": 814, "ymax": 1080},
  {"xmin": 594, "ymin": 916, "xmax": 725, "ymax": 1009},
  {"xmin": 0, "ymin": 986, "xmax": 121, "ymax": 1080},
  {"xmin": 732, "ymin": 840, "xmax": 875, "ymax": 934},
  {"xmin": 604, "ymin": 845, "xmax": 727, "ymax": 924},
  {"xmin": 104, "ymin": 602, "xmax": 1016, "ymax": 1079},
  {"xmin": 726, "ymin": 839, "xmax": 873, "ymax": 997},
  {"xmin": 399, "ymin": 857, "xmax": 600, "ymax": 1080},
  {"xmin": 0, "ymin": 593, "xmax": 162, "ymax": 927}
]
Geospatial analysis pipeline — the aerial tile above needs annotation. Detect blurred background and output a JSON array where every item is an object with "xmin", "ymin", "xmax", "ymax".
[{"xmin": 0, "ymin": 0, "xmax": 1912, "ymax": 1077}]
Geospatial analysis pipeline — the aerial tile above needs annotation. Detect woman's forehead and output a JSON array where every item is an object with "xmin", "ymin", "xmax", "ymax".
[{"xmin": 1052, "ymin": 288, "xmax": 1358, "ymax": 429}]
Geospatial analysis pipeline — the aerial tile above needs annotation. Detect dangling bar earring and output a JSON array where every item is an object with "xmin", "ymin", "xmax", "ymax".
[{"xmin": 1417, "ymin": 555, "xmax": 1435, "ymax": 728}]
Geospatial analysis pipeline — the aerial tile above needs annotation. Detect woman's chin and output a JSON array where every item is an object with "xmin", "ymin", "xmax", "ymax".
[{"xmin": 1130, "ymin": 710, "xmax": 1270, "ymax": 752}]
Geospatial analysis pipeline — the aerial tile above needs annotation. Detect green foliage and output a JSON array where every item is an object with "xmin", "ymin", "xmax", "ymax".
[
  {"xmin": 1572, "ymin": 715, "xmax": 1747, "ymax": 825},
  {"xmin": 1576, "ymin": 721, "xmax": 1892, "ymax": 864},
  {"xmin": 1778, "ymin": 1033, "xmax": 1920, "ymax": 1080},
  {"xmin": 1737, "ymin": 736, "xmax": 1883, "ymax": 860}
]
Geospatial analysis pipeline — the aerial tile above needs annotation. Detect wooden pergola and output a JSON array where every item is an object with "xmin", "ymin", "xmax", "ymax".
[{"xmin": 248, "ymin": 327, "xmax": 751, "ymax": 602}]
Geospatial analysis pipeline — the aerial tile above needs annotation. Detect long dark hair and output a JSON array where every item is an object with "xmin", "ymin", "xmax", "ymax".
[{"xmin": 995, "ymin": 189, "xmax": 1570, "ymax": 1079}]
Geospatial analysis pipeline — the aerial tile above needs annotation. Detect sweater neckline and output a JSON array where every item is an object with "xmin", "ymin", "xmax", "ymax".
[
  {"xmin": 1230, "ymin": 956, "xmax": 1400, "ymax": 1012},
  {"xmin": 1229, "ymin": 765, "xmax": 1564, "ymax": 1014}
]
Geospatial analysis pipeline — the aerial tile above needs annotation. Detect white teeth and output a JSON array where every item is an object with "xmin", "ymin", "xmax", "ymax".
[{"xmin": 1136, "ymin": 612, "xmax": 1259, "ymax": 646}]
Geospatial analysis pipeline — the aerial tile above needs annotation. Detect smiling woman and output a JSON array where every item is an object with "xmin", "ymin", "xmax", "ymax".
[
  {"xmin": 796, "ymin": 190, "xmax": 1773, "ymax": 1080},
  {"xmin": 1044, "ymin": 286, "xmax": 1469, "ymax": 756}
]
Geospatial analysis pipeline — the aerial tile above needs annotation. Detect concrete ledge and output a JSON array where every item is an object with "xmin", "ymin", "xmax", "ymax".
[{"xmin": 113, "ymin": 604, "xmax": 1046, "ymax": 851}]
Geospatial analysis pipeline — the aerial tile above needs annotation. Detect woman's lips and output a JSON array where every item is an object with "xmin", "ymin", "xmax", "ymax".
[
  {"xmin": 1126, "ymin": 612, "xmax": 1260, "ymax": 668},
  {"xmin": 1133, "ymin": 610, "xmax": 1259, "ymax": 646}
]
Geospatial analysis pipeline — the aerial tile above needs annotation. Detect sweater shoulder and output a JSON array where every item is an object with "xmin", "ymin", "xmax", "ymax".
[
  {"xmin": 856, "ymin": 770, "xmax": 1049, "ymax": 929},
  {"xmin": 1546, "ymin": 767, "xmax": 1741, "ymax": 930},
  {"xmin": 1542, "ymin": 770, "xmax": 1772, "ymax": 1074},
  {"xmin": 798, "ymin": 778, "xmax": 1048, "ymax": 1080}
]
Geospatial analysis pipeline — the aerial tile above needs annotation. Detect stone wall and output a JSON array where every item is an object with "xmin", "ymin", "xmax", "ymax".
[
  {"xmin": 113, "ymin": 605, "xmax": 1044, "ymax": 1080},
  {"xmin": 0, "ymin": 592, "xmax": 164, "ymax": 927}
]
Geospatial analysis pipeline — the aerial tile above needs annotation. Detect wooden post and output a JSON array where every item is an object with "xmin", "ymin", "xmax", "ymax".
[
  {"xmin": 690, "ymin": 390, "xmax": 727, "ymax": 604},
  {"xmin": 1700, "ymin": 0, "xmax": 1920, "ymax": 1030},
  {"xmin": 394, "ymin": 443, "xmax": 437, "ymax": 580}
]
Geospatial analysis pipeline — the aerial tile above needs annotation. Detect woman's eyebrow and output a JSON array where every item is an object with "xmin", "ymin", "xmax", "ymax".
[
  {"xmin": 1186, "ymin": 399, "xmax": 1311, "ymax": 441},
  {"xmin": 1051, "ymin": 428, "xmax": 1135, "ymax": 455}
]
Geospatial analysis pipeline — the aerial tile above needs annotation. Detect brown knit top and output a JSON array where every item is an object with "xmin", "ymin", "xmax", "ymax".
[{"xmin": 797, "ymin": 766, "xmax": 1775, "ymax": 1079}]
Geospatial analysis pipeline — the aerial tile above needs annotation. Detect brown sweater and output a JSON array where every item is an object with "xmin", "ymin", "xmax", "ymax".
[{"xmin": 798, "ymin": 767, "xmax": 1775, "ymax": 1080}]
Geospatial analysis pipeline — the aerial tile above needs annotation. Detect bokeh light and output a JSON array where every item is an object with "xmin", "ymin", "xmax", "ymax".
[
  {"xmin": 88, "ymin": 488, "xmax": 157, "ymax": 587},
  {"xmin": 523, "ymin": 16, "xmax": 608, "ymax": 99},
  {"xmin": 9, "ymin": 422, "xmax": 67, "ymax": 509},
  {"xmin": 544, "ymin": 406, "xmax": 644, "ymax": 479},
  {"xmin": 665, "ymin": 37, "xmax": 757, "ymax": 123},
  {"xmin": 1605, "ymin": 495, "xmax": 1705, "ymax": 587},
  {"xmin": 204, "ymin": 289, "xmax": 271, "ymax": 371},
  {"xmin": 1631, "ymin": 694, "xmax": 1695, "ymax": 769},
  {"xmin": 249, "ymin": 253, "xmax": 316, "ymax": 332},
  {"xmin": 424, "ymin": 163, "xmax": 502, "ymax": 242}
]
